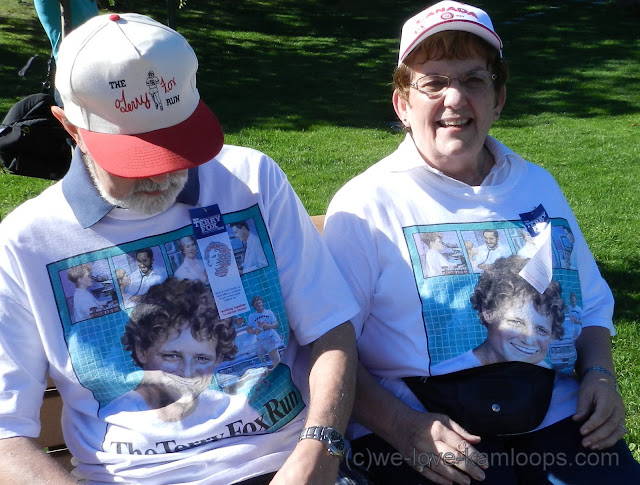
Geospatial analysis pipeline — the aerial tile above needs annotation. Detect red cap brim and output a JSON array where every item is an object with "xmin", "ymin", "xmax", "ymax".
[{"xmin": 78, "ymin": 100, "xmax": 224, "ymax": 179}]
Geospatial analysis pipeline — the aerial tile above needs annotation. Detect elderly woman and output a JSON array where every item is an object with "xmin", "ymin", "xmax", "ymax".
[{"xmin": 324, "ymin": 2, "xmax": 639, "ymax": 484}]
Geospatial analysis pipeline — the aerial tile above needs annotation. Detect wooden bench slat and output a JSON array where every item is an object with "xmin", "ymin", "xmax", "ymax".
[
  {"xmin": 37, "ymin": 388, "xmax": 66, "ymax": 449},
  {"xmin": 310, "ymin": 214, "xmax": 325, "ymax": 234},
  {"xmin": 47, "ymin": 447, "xmax": 74, "ymax": 472}
]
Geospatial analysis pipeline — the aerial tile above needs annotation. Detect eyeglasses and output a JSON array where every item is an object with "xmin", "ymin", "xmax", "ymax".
[{"xmin": 410, "ymin": 70, "xmax": 497, "ymax": 99}]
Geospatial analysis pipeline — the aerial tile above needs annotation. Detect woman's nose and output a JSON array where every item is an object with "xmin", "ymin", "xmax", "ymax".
[{"xmin": 442, "ymin": 79, "xmax": 467, "ymax": 106}]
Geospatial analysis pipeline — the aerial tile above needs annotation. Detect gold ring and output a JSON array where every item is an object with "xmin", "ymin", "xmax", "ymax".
[{"xmin": 416, "ymin": 465, "xmax": 424, "ymax": 473}]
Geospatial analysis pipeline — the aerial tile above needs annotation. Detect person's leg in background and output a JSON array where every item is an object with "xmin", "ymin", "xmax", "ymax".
[
  {"xmin": 509, "ymin": 417, "xmax": 640, "ymax": 485},
  {"xmin": 33, "ymin": 0, "xmax": 99, "ymax": 106}
]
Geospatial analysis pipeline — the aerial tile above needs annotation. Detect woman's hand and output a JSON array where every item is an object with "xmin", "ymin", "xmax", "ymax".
[
  {"xmin": 573, "ymin": 371, "xmax": 627, "ymax": 450},
  {"xmin": 573, "ymin": 326, "xmax": 627, "ymax": 451},
  {"xmin": 390, "ymin": 408, "xmax": 487, "ymax": 485},
  {"xmin": 353, "ymin": 363, "xmax": 486, "ymax": 484}
]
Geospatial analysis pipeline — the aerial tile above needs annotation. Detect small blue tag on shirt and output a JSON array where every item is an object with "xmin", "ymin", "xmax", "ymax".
[
  {"xmin": 190, "ymin": 205, "xmax": 226, "ymax": 239},
  {"xmin": 519, "ymin": 204, "xmax": 550, "ymax": 237},
  {"xmin": 189, "ymin": 204, "xmax": 249, "ymax": 317},
  {"xmin": 518, "ymin": 204, "xmax": 553, "ymax": 293}
]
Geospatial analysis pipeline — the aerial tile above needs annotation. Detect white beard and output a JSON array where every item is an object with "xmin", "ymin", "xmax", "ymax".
[{"xmin": 83, "ymin": 151, "xmax": 188, "ymax": 215}]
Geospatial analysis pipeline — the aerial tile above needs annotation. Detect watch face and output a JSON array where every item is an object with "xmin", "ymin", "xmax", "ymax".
[{"xmin": 329, "ymin": 430, "xmax": 345, "ymax": 451}]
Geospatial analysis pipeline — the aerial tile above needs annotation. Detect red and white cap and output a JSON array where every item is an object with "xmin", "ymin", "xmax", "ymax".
[
  {"xmin": 398, "ymin": 1, "xmax": 503, "ymax": 66},
  {"xmin": 55, "ymin": 13, "xmax": 223, "ymax": 178}
]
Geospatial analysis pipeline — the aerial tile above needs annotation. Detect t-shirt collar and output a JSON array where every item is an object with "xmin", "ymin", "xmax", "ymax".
[
  {"xmin": 394, "ymin": 133, "xmax": 512, "ymax": 186},
  {"xmin": 62, "ymin": 148, "xmax": 200, "ymax": 228}
]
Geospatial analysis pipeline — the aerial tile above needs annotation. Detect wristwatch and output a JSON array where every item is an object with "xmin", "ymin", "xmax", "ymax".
[{"xmin": 298, "ymin": 426, "xmax": 346, "ymax": 460}]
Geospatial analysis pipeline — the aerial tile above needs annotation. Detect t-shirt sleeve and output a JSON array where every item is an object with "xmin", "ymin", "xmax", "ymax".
[
  {"xmin": 261, "ymin": 158, "xmax": 360, "ymax": 345},
  {"xmin": 0, "ymin": 237, "xmax": 49, "ymax": 439},
  {"xmin": 323, "ymin": 182, "xmax": 379, "ymax": 339}
]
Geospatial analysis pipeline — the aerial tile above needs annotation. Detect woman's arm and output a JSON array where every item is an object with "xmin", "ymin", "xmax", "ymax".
[{"xmin": 573, "ymin": 326, "xmax": 627, "ymax": 449}]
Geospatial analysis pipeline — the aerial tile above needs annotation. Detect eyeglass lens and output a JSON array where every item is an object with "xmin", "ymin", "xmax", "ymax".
[{"xmin": 412, "ymin": 71, "xmax": 495, "ymax": 97}]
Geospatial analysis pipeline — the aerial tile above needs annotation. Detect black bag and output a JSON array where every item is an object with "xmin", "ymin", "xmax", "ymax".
[
  {"xmin": 0, "ymin": 93, "xmax": 72, "ymax": 180},
  {"xmin": 404, "ymin": 362, "xmax": 555, "ymax": 437}
]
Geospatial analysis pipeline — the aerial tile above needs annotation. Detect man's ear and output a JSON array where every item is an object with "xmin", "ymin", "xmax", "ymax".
[{"xmin": 51, "ymin": 106, "xmax": 83, "ymax": 146}]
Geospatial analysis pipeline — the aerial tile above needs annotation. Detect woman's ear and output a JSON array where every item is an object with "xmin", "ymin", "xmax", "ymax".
[{"xmin": 392, "ymin": 89, "xmax": 411, "ymax": 129}]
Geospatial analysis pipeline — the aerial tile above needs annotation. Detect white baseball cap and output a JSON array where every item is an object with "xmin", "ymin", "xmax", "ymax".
[
  {"xmin": 55, "ymin": 13, "xmax": 223, "ymax": 178},
  {"xmin": 398, "ymin": 1, "xmax": 503, "ymax": 66}
]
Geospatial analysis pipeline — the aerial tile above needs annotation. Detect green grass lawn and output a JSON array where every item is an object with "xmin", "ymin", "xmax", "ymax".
[{"xmin": 1, "ymin": 0, "xmax": 639, "ymax": 458}]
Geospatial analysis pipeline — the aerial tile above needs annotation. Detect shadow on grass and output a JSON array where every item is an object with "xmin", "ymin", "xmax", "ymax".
[
  {"xmin": 172, "ymin": 0, "xmax": 415, "ymax": 132},
  {"xmin": 600, "ymin": 259, "xmax": 640, "ymax": 324},
  {"xmin": 187, "ymin": 0, "xmax": 639, "ymax": 132},
  {"xmin": 493, "ymin": 0, "xmax": 640, "ymax": 124},
  {"xmin": 0, "ymin": 12, "xmax": 54, "ymax": 101},
  {"xmin": 2, "ymin": 1, "xmax": 639, "ymax": 129}
]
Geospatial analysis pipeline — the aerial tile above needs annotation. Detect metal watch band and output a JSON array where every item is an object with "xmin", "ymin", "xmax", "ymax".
[
  {"xmin": 298, "ymin": 426, "xmax": 346, "ymax": 459},
  {"xmin": 299, "ymin": 426, "xmax": 324, "ymax": 441}
]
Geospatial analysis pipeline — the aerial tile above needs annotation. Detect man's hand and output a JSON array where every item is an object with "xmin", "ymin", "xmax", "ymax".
[{"xmin": 352, "ymin": 364, "xmax": 486, "ymax": 485}]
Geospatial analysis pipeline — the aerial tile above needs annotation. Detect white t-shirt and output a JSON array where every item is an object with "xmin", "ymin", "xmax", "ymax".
[
  {"xmin": 325, "ymin": 134, "xmax": 614, "ymax": 439},
  {"xmin": 0, "ymin": 144, "xmax": 359, "ymax": 484}
]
